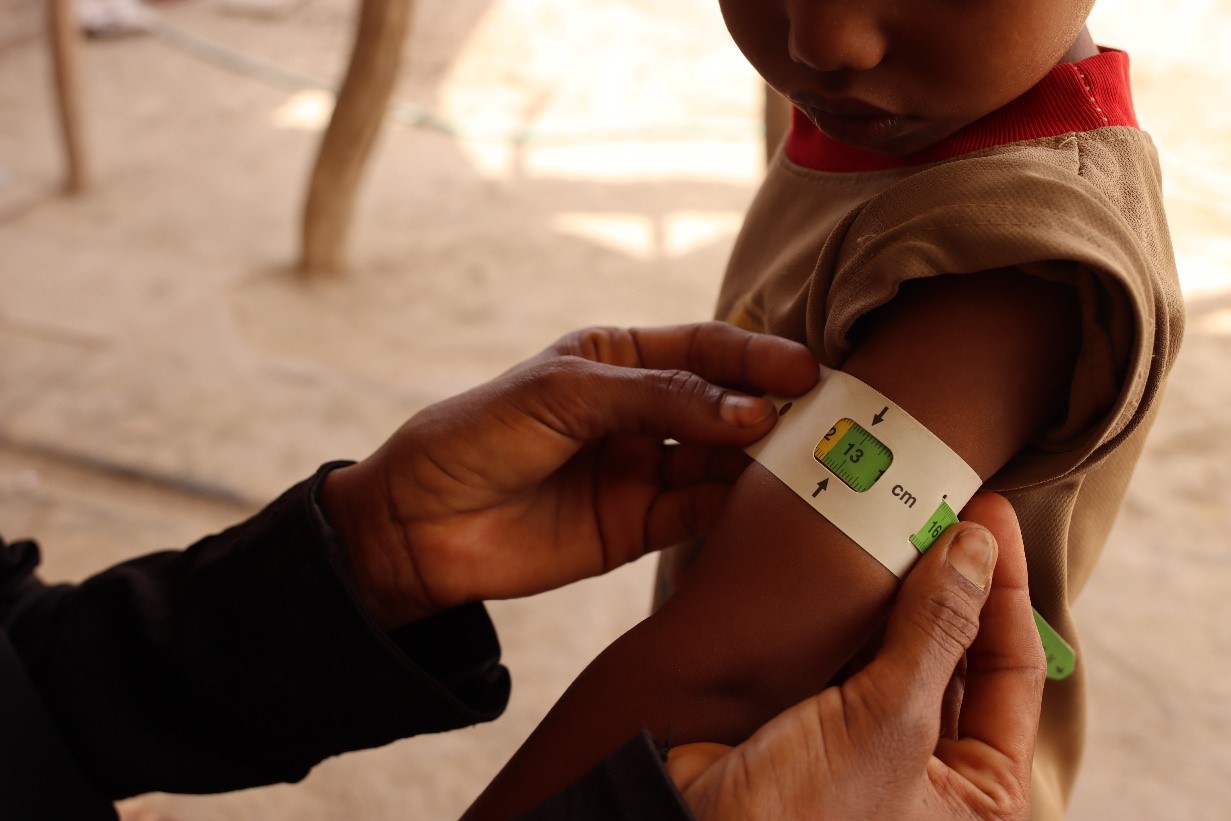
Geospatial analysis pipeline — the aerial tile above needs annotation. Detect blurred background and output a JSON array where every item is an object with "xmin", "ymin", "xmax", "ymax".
[{"xmin": 1, "ymin": 0, "xmax": 1228, "ymax": 817}]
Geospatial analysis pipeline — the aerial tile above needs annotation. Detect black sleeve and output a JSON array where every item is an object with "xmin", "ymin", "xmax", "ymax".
[
  {"xmin": 0, "ymin": 462, "xmax": 510, "ymax": 802},
  {"xmin": 520, "ymin": 731, "xmax": 695, "ymax": 821}
]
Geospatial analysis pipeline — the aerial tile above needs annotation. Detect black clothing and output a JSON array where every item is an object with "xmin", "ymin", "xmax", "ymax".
[
  {"xmin": 0, "ymin": 464, "xmax": 506, "ymax": 816},
  {"xmin": 0, "ymin": 463, "xmax": 692, "ymax": 820}
]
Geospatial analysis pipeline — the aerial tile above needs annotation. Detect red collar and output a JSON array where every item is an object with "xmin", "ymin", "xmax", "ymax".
[{"xmin": 785, "ymin": 48, "xmax": 1139, "ymax": 173}]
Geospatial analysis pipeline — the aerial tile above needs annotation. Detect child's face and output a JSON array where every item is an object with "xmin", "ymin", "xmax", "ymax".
[{"xmin": 721, "ymin": 0, "xmax": 1095, "ymax": 156}]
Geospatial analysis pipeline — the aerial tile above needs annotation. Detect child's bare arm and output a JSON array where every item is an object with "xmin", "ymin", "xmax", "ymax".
[{"xmin": 464, "ymin": 270, "xmax": 1080, "ymax": 819}]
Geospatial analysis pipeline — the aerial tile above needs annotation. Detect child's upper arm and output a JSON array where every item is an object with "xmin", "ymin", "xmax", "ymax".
[
  {"xmin": 657, "ymin": 267, "xmax": 1080, "ymax": 722},
  {"xmin": 840, "ymin": 268, "xmax": 1080, "ymax": 476}
]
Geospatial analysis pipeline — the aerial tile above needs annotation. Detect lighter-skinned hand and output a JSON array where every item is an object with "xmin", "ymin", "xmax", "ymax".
[
  {"xmin": 665, "ymin": 493, "xmax": 1046, "ymax": 820},
  {"xmin": 320, "ymin": 322, "xmax": 818, "ymax": 628}
]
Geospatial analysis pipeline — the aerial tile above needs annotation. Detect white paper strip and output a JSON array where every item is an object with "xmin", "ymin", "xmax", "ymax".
[{"xmin": 746, "ymin": 366, "xmax": 982, "ymax": 578}]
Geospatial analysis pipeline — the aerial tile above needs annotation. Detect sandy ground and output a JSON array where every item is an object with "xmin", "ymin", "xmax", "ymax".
[{"xmin": 1, "ymin": 0, "xmax": 1229, "ymax": 817}]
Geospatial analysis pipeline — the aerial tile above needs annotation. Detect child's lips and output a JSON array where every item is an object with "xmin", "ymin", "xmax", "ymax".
[
  {"xmin": 792, "ymin": 93, "xmax": 897, "ymax": 119},
  {"xmin": 791, "ymin": 96, "xmax": 916, "ymax": 150}
]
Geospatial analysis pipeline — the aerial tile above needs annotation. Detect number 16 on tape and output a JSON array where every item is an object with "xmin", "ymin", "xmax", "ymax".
[{"xmin": 908, "ymin": 498, "xmax": 1076, "ymax": 681}]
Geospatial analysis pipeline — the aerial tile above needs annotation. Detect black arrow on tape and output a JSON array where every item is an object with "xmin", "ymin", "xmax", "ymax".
[
  {"xmin": 872, "ymin": 406, "xmax": 888, "ymax": 426},
  {"xmin": 812, "ymin": 478, "xmax": 829, "ymax": 497}
]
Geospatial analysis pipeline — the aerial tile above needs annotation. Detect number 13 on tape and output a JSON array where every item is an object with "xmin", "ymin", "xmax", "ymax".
[{"xmin": 747, "ymin": 366, "xmax": 1075, "ymax": 680}]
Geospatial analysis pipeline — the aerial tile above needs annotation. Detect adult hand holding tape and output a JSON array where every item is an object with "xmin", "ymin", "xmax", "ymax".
[{"xmin": 667, "ymin": 493, "xmax": 1045, "ymax": 820}]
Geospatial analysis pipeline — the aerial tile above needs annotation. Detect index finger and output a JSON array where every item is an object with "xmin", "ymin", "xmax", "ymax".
[
  {"xmin": 549, "ymin": 323, "xmax": 819, "ymax": 397},
  {"xmin": 954, "ymin": 493, "xmax": 1047, "ymax": 767}
]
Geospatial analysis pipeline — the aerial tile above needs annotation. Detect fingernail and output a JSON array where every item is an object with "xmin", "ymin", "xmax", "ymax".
[
  {"xmin": 948, "ymin": 526, "xmax": 996, "ymax": 591},
  {"xmin": 720, "ymin": 395, "xmax": 773, "ymax": 427}
]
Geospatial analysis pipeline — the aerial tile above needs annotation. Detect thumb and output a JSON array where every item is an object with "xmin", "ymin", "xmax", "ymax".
[{"xmin": 853, "ymin": 523, "xmax": 997, "ymax": 740}]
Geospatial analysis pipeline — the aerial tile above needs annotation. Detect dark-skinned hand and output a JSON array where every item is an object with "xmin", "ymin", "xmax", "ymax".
[
  {"xmin": 320, "ymin": 322, "xmax": 818, "ymax": 628},
  {"xmin": 666, "ymin": 493, "xmax": 1046, "ymax": 820}
]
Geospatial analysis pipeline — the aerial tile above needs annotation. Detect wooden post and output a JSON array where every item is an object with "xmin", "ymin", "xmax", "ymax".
[
  {"xmin": 47, "ymin": 0, "xmax": 89, "ymax": 193},
  {"xmin": 298, "ymin": 0, "xmax": 414, "ymax": 276}
]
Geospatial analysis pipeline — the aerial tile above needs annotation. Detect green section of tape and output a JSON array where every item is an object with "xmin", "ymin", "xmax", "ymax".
[
  {"xmin": 910, "ymin": 500, "xmax": 958, "ymax": 552},
  {"xmin": 1033, "ymin": 609, "xmax": 1077, "ymax": 680},
  {"xmin": 813, "ymin": 418, "xmax": 893, "ymax": 493},
  {"xmin": 910, "ymin": 499, "xmax": 1076, "ymax": 681}
]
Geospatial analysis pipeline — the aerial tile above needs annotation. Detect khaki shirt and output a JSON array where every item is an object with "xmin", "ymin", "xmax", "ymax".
[{"xmin": 678, "ymin": 127, "xmax": 1184, "ymax": 818}]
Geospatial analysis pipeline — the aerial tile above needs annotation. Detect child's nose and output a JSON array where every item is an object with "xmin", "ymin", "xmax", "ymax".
[{"xmin": 786, "ymin": 2, "xmax": 888, "ymax": 73}]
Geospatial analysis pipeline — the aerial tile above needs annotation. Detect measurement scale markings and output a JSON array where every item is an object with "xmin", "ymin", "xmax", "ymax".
[{"xmin": 814, "ymin": 418, "xmax": 893, "ymax": 493}]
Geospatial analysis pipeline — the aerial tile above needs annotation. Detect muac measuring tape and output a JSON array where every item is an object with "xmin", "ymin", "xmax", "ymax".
[{"xmin": 747, "ymin": 366, "xmax": 1075, "ymax": 681}]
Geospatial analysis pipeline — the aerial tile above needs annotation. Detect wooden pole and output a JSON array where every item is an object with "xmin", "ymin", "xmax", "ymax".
[
  {"xmin": 298, "ymin": 0, "xmax": 414, "ymax": 276},
  {"xmin": 47, "ymin": 0, "xmax": 89, "ymax": 193}
]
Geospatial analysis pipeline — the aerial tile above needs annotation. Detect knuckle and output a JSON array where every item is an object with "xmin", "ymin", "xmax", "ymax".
[
  {"xmin": 569, "ymin": 325, "xmax": 634, "ymax": 364},
  {"xmin": 972, "ymin": 652, "xmax": 1048, "ymax": 695},
  {"xmin": 547, "ymin": 328, "xmax": 585, "ymax": 357},
  {"xmin": 524, "ymin": 357, "xmax": 598, "ymax": 430},
  {"xmin": 999, "ymin": 780, "xmax": 1033, "ymax": 820},
  {"xmin": 913, "ymin": 588, "xmax": 980, "ymax": 656},
  {"xmin": 551, "ymin": 325, "xmax": 604, "ymax": 356},
  {"xmin": 972, "ymin": 771, "xmax": 1032, "ymax": 821},
  {"xmin": 1007, "ymin": 641, "xmax": 1050, "ymax": 694},
  {"xmin": 692, "ymin": 320, "xmax": 734, "ymax": 346},
  {"xmin": 530, "ymin": 355, "xmax": 585, "ymax": 390},
  {"xmin": 1023, "ymin": 625, "xmax": 1049, "ymax": 677},
  {"xmin": 658, "ymin": 369, "xmax": 720, "ymax": 407},
  {"xmin": 687, "ymin": 323, "xmax": 724, "ymax": 374},
  {"xmin": 701, "ymin": 322, "xmax": 757, "ymax": 389}
]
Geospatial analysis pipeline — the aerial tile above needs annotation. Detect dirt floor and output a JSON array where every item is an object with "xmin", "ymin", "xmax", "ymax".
[{"xmin": 1, "ymin": 0, "xmax": 1229, "ymax": 817}]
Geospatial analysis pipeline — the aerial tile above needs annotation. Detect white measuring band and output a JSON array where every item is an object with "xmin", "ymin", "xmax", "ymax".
[{"xmin": 746, "ymin": 366, "xmax": 982, "ymax": 578}]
